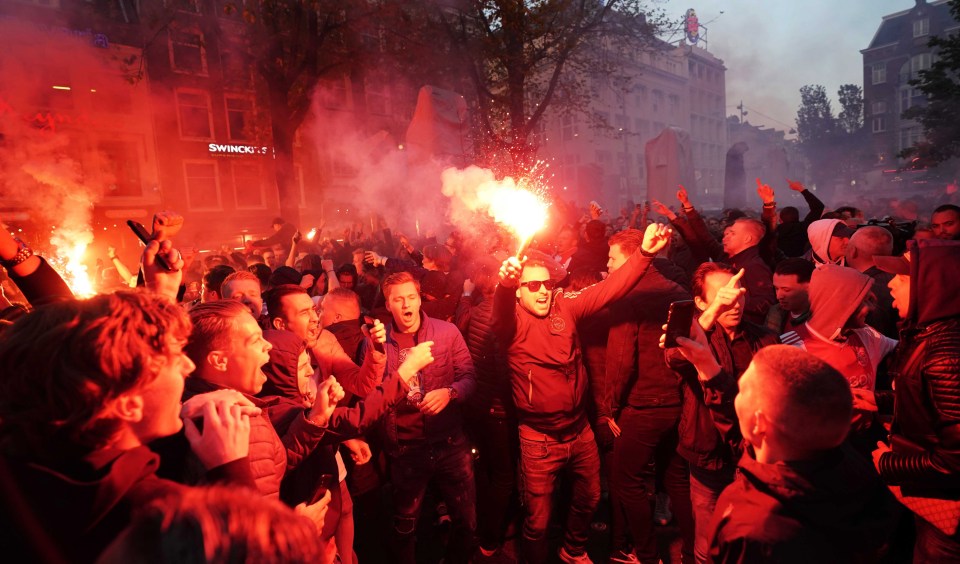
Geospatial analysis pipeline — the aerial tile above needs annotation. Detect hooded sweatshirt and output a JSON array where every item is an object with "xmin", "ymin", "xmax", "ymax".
[
  {"xmin": 807, "ymin": 219, "xmax": 846, "ymax": 267},
  {"xmin": 781, "ymin": 265, "xmax": 896, "ymax": 391},
  {"xmin": 707, "ymin": 445, "xmax": 900, "ymax": 563}
]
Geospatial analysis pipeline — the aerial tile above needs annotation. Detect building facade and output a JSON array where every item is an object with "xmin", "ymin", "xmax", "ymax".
[
  {"xmin": 861, "ymin": 0, "xmax": 957, "ymax": 169},
  {"xmin": 537, "ymin": 39, "xmax": 726, "ymax": 210}
]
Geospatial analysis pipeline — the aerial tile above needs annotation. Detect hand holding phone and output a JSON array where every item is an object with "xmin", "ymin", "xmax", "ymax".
[
  {"xmin": 127, "ymin": 220, "xmax": 173, "ymax": 271},
  {"xmin": 664, "ymin": 300, "xmax": 696, "ymax": 348},
  {"xmin": 310, "ymin": 473, "xmax": 336, "ymax": 505}
]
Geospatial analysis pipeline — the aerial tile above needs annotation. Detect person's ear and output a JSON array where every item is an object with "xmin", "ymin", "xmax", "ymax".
[
  {"xmin": 112, "ymin": 393, "xmax": 145, "ymax": 423},
  {"xmin": 516, "ymin": 288, "xmax": 522, "ymax": 300},
  {"xmin": 753, "ymin": 410, "xmax": 770, "ymax": 440},
  {"xmin": 207, "ymin": 350, "xmax": 229, "ymax": 372},
  {"xmin": 694, "ymin": 296, "xmax": 708, "ymax": 311},
  {"xmin": 272, "ymin": 317, "xmax": 285, "ymax": 331}
]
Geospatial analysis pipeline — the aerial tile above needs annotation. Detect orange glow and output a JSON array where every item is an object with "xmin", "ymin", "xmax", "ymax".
[{"xmin": 50, "ymin": 230, "xmax": 95, "ymax": 297}]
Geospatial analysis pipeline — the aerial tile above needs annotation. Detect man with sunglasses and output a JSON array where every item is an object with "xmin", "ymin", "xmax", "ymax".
[{"xmin": 495, "ymin": 223, "xmax": 671, "ymax": 564}]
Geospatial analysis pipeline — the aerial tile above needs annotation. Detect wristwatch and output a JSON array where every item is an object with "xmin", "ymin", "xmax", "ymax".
[{"xmin": 446, "ymin": 386, "xmax": 458, "ymax": 401}]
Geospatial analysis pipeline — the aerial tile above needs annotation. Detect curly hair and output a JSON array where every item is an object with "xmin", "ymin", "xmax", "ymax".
[{"xmin": 0, "ymin": 291, "xmax": 191, "ymax": 461}]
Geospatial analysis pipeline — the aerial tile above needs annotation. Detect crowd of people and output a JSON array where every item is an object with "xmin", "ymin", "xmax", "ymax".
[{"xmin": 0, "ymin": 178, "xmax": 959, "ymax": 564}]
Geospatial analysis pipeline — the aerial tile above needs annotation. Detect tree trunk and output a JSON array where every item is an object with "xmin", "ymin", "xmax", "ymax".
[{"xmin": 269, "ymin": 87, "xmax": 302, "ymax": 229}]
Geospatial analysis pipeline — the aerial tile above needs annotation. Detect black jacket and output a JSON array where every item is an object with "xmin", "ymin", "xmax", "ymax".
[
  {"xmin": 708, "ymin": 445, "xmax": 899, "ymax": 564},
  {"xmin": 667, "ymin": 321, "xmax": 779, "ymax": 471},
  {"xmin": 597, "ymin": 268, "xmax": 691, "ymax": 419},
  {"xmin": 878, "ymin": 239, "xmax": 960, "ymax": 495}
]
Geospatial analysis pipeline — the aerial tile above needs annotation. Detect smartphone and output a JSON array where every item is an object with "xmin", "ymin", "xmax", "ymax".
[
  {"xmin": 309, "ymin": 473, "xmax": 336, "ymax": 505},
  {"xmin": 126, "ymin": 220, "xmax": 173, "ymax": 271},
  {"xmin": 664, "ymin": 300, "xmax": 696, "ymax": 348}
]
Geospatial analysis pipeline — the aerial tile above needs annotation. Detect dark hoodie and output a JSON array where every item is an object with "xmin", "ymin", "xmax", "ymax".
[
  {"xmin": 707, "ymin": 446, "xmax": 899, "ymax": 564},
  {"xmin": 879, "ymin": 240, "xmax": 960, "ymax": 494}
]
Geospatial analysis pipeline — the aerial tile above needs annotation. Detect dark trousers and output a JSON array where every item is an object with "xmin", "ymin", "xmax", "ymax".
[
  {"xmin": 519, "ymin": 424, "xmax": 601, "ymax": 564},
  {"xmin": 389, "ymin": 434, "xmax": 476, "ymax": 564},
  {"xmin": 612, "ymin": 406, "xmax": 695, "ymax": 564},
  {"xmin": 468, "ymin": 413, "xmax": 519, "ymax": 551}
]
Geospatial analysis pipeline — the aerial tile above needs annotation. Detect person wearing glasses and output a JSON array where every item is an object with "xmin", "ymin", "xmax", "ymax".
[{"xmin": 494, "ymin": 223, "xmax": 671, "ymax": 564}]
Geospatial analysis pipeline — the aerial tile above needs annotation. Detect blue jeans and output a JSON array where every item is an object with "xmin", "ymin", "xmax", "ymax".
[
  {"xmin": 389, "ymin": 434, "xmax": 476, "ymax": 564},
  {"xmin": 519, "ymin": 423, "xmax": 601, "ymax": 564},
  {"xmin": 689, "ymin": 464, "xmax": 736, "ymax": 564}
]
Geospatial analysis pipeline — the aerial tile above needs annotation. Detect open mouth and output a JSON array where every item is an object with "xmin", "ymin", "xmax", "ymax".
[{"xmin": 536, "ymin": 296, "xmax": 548, "ymax": 305}]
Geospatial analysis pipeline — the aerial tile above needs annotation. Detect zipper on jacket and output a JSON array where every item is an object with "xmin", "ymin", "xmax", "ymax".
[{"xmin": 527, "ymin": 370, "xmax": 533, "ymax": 404}]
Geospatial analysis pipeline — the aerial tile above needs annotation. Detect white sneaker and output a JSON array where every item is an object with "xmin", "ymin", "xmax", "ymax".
[
  {"xmin": 559, "ymin": 545, "xmax": 594, "ymax": 564},
  {"xmin": 609, "ymin": 549, "xmax": 640, "ymax": 563}
]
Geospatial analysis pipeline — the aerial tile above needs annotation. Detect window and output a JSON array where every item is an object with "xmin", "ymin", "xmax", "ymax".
[
  {"xmin": 176, "ymin": 89, "xmax": 213, "ymax": 139},
  {"xmin": 871, "ymin": 63, "xmax": 886, "ymax": 85},
  {"xmin": 911, "ymin": 53, "xmax": 931, "ymax": 75},
  {"xmin": 669, "ymin": 94, "xmax": 680, "ymax": 116},
  {"xmin": 232, "ymin": 163, "xmax": 264, "ymax": 209},
  {"xmin": 652, "ymin": 90, "xmax": 663, "ymax": 112},
  {"xmin": 872, "ymin": 116, "xmax": 886, "ymax": 133},
  {"xmin": 183, "ymin": 161, "xmax": 221, "ymax": 210},
  {"xmin": 913, "ymin": 18, "xmax": 929, "ymax": 38},
  {"xmin": 872, "ymin": 101, "xmax": 887, "ymax": 115},
  {"xmin": 899, "ymin": 126, "xmax": 923, "ymax": 152},
  {"xmin": 99, "ymin": 140, "xmax": 143, "ymax": 198},
  {"xmin": 225, "ymin": 95, "xmax": 254, "ymax": 141},
  {"xmin": 169, "ymin": 29, "xmax": 207, "ymax": 75}
]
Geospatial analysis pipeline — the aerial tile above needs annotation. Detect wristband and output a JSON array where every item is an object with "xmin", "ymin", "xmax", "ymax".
[{"xmin": 1, "ymin": 238, "xmax": 33, "ymax": 269}]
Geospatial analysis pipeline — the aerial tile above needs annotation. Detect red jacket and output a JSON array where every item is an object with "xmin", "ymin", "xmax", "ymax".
[{"xmin": 494, "ymin": 251, "xmax": 655, "ymax": 436}]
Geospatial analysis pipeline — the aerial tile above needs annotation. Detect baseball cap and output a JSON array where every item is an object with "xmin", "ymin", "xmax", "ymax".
[{"xmin": 873, "ymin": 252, "xmax": 910, "ymax": 275}]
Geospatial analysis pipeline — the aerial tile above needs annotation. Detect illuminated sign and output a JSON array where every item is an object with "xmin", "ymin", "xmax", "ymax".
[
  {"xmin": 207, "ymin": 143, "xmax": 270, "ymax": 156},
  {"xmin": 685, "ymin": 9, "xmax": 700, "ymax": 44}
]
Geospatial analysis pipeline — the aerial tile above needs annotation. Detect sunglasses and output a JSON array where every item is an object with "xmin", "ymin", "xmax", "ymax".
[{"xmin": 520, "ymin": 279, "xmax": 557, "ymax": 292}]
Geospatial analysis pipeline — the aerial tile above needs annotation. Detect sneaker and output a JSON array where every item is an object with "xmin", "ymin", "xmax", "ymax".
[
  {"xmin": 653, "ymin": 492, "xmax": 672, "ymax": 526},
  {"xmin": 559, "ymin": 545, "xmax": 594, "ymax": 564},
  {"xmin": 609, "ymin": 549, "xmax": 640, "ymax": 564}
]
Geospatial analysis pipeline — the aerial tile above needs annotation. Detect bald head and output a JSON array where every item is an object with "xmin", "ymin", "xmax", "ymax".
[
  {"xmin": 737, "ymin": 345, "xmax": 853, "ymax": 459},
  {"xmin": 319, "ymin": 288, "xmax": 361, "ymax": 329},
  {"xmin": 847, "ymin": 226, "xmax": 893, "ymax": 272}
]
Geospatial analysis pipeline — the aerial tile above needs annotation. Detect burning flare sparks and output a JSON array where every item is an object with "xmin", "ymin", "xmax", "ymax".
[
  {"xmin": 488, "ymin": 183, "xmax": 549, "ymax": 258},
  {"xmin": 50, "ymin": 229, "xmax": 95, "ymax": 297}
]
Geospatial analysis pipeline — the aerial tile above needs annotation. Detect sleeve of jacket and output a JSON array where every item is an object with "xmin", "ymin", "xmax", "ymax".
[
  {"xmin": 8, "ymin": 257, "xmax": 73, "ymax": 306},
  {"xmin": 313, "ymin": 330, "xmax": 385, "ymax": 398},
  {"xmin": 449, "ymin": 328, "xmax": 477, "ymax": 401},
  {"xmin": 800, "ymin": 189, "xmax": 825, "ymax": 224},
  {"xmin": 279, "ymin": 410, "xmax": 327, "ymax": 472},
  {"xmin": 602, "ymin": 311, "xmax": 639, "ymax": 420},
  {"xmin": 741, "ymin": 264, "xmax": 776, "ymax": 322},
  {"xmin": 684, "ymin": 207, "xmax": 725, "ymax": 262},
  {"xmin": 492, "ymin": 284, "xmax": 518, "ymax": 343},
  {"xmin": 565, "ymin": 252, "xmax": 654, "ymax": 322},
  {"xmin": 880, "ymin": 334, "xmax": 960, "ymax": 485},
  {"xmin": 760, "ymin": 204, "xmax": 779, "ymax": 266},
  {"xmin": 700, "ymin": 368, "xmax": 747, "ymax": 459},
  {"xmin": 250, "ymin": 223, "xmax": 295, "ymax": 248},
  {"xmin": 325, "ymin": 374, "xmax": 410, "ymax": 440}
]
